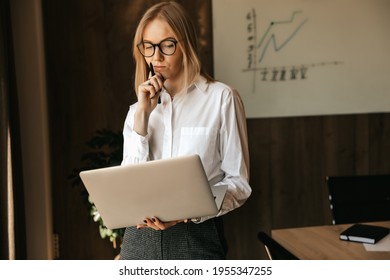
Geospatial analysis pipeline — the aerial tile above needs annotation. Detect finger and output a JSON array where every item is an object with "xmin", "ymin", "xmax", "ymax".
[
  {"xmin": 152, "ymin": 217, "xmax": 170, "ymax": 230},
  {"xmin": 140, "ymin": 82, "xmax": 157, "ymax": 100},
  {"xmin": 136, "ymin": 221, "xmax": 147, "ymax": 229},
  {"xmin": 146, "ymin": 78, "xmax": 162, "ymax": 100},
  {"xmin": 151, "ymin": 217, "xmax": 167, "ymax": 230},
  {"xmin": 153, "ymin": 217, "xmax": 180, "ymax": 230},
  {"xmin": 139, "ymin": 81, "xmax": 155, "ymax": 95},
  {"xmin": 145, "ymin": 218, "xmax": 161, "ymax": 231},
  {"xmin": 148, "ymin": 76, "xmax": 164, "ymax": 93},
  {"xmin": 155, "ymin": 73, "xmax": 165, "ymax": 88}
]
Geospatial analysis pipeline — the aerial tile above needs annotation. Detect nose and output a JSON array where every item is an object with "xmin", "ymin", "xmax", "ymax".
[{"xmin": 153, "ymin": 46, "xmax": 164, "ymax": 61}]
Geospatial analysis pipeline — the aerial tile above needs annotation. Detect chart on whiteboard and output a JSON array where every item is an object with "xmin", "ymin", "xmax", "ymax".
[
  {"xmin": 213, "ymin": 0, "xmax": 390, "ymax": 118},
  {"xmin": 244, "ymin": 9, "xmax": 341, "ymax": 92}
]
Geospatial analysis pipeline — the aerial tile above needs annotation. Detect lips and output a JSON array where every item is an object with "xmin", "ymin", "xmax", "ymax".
[{"xmin": 153, "ymin": 66, "xmax": 165, "ymax": 72}]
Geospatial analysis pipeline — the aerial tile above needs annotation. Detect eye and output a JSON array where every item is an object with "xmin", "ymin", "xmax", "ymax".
[
  {"xmin": 161, "ymin": 41, "xmax": 175, "ymax": 48},
  {"xmin": 144, "ymin": 43, "xmax": 153, "ymax": 50}
]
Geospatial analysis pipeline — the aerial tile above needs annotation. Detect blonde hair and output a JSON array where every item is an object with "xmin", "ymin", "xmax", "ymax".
[{"xmin": 133, "ymin": 1, "xmax": 213, "ymax": 93}]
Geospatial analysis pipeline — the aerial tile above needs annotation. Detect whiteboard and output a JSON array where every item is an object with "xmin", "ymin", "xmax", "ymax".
[{"xmin": 212, "ymin": 0, "xmax": 390, "ymax": 118}]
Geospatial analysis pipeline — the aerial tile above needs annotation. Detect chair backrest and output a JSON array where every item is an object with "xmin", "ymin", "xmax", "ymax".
[
  {"xmin": 257, "ymin": 231, "xmax": 299, "ymax": 260},
  {"xmin": 326, "ymin": 174, "xmax": 390, "ymax": 224}
]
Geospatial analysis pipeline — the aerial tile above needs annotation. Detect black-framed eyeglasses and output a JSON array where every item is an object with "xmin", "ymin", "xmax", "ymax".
[{"xmin": 137, "ymin": 39, "xmax": 178, "ymax": 57}]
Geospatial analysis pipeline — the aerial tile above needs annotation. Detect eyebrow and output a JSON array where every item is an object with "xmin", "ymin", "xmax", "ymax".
[{"xmin": 142, "ymin": 37, "xmax": 176, "ymax": 43}]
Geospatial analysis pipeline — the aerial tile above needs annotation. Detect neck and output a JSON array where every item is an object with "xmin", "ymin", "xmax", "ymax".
[{"xmin": 164, "ymin": 79, "xmax": 185, "ymax": 97}]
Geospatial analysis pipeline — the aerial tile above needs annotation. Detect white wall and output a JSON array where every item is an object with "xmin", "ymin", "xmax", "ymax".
[{"xmin": 213, "ymin": 0, "xmax": 390, "ymax": 118}]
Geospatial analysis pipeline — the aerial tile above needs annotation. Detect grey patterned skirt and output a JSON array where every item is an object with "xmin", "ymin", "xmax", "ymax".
[{"xmin": 120, "ymin": 217, "xmax": 227, "ymax": 260}]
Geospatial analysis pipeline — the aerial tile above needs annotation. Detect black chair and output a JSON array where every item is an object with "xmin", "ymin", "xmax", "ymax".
[
  {"xmin": 326, "ymin": 174, "xmax": 390, "ymax": 224},
  {"xmin": 257, "ymin": 231, "xmax": 299, "ymax": 260}
]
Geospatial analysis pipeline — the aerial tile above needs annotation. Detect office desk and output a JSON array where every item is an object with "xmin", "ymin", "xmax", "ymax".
[{"xmin": 272, "ymin": 221, "xmax": 390, "ymax": 259}]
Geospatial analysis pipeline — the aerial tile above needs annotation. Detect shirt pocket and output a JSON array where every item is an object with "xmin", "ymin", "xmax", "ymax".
[{"xmin": 178, "ymin": 127, "xmax": 219, "ymax": 159}]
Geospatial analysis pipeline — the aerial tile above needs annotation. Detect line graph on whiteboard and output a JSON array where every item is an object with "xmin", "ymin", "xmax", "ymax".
[{"xmin": 244, "ymin": 8, "xmax": 343, "ymax": 92}]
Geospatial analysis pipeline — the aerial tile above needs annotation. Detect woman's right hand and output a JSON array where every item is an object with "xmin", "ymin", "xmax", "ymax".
[
  {"xmin": 137, "ymin": 72, "xmax": 164, "ymax": 113},
  {"xmin": 134, "ymin": 72, "xmax": 164, "ymax": 136}
]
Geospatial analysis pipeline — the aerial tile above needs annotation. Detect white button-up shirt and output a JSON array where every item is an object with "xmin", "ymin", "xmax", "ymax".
[{"xmin": 122, "ymin": 75, "xmax": 251, "ymax": 221}]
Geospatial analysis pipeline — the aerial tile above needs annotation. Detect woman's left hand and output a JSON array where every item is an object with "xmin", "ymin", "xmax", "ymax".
[{"xmin": 136, "ymin": 217, "xmax": 190, "ymax": 230}]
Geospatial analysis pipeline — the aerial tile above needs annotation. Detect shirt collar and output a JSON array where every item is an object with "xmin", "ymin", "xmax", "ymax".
[
  {"xmin": 191, "ymin": 75, "xmax": 209, "ymax": 94},
  {"xmin": 162, "ymin": 75, "xmax": 209, "ymax": 100}
]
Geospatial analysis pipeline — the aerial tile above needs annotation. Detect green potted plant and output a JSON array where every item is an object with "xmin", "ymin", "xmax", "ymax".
[{"xmin": 69, "ymin": 129, "xmax": 125, "ymax": 249}]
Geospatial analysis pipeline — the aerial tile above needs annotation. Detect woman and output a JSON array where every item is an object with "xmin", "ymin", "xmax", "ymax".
[{"xmin": 120, "ymin": 1, "xmax": 251, "ymax": 260}]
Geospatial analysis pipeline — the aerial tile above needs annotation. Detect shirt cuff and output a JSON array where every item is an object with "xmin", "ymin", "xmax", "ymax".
[
  {"xmin": 132, "ymin": 130, "xmax": 150, "ymax": 143},
  {"xmin": 124, "ymin": 130, "xmax": 150, "ymax": 163}
]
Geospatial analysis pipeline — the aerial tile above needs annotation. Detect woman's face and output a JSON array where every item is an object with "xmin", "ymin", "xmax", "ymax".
[{"xmin": 142, "ymin": 18, "xmax": 184, "ymax": 89}]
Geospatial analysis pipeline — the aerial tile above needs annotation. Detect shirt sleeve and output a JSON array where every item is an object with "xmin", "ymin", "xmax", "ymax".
[
  {"xmin": 121, "ymin": 105, "xmax": 150, "ymax": 165},
  {"xmin": 195, "ymin": 87, "xmax": 252, "ymax": 223}
]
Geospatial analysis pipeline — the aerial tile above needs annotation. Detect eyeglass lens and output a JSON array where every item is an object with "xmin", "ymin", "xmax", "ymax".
[{"xmin": 138, "ymin": 39, "xmax": 177, "ymax": 57}]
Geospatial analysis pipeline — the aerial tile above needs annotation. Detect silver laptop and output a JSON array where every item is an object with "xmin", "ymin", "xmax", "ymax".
[{"xmin": 79, "ymin": 154, "xmax": 227, "ymax": 229}]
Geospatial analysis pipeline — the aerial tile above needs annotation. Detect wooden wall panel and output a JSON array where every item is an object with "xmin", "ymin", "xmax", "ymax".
[
  {"xmin": 43, "ymin": 0, "xmax": 390, "ymax": 260},
  {"xmin": 224, "ymin": 114, "xmax": 390, "ymax": 259}
]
